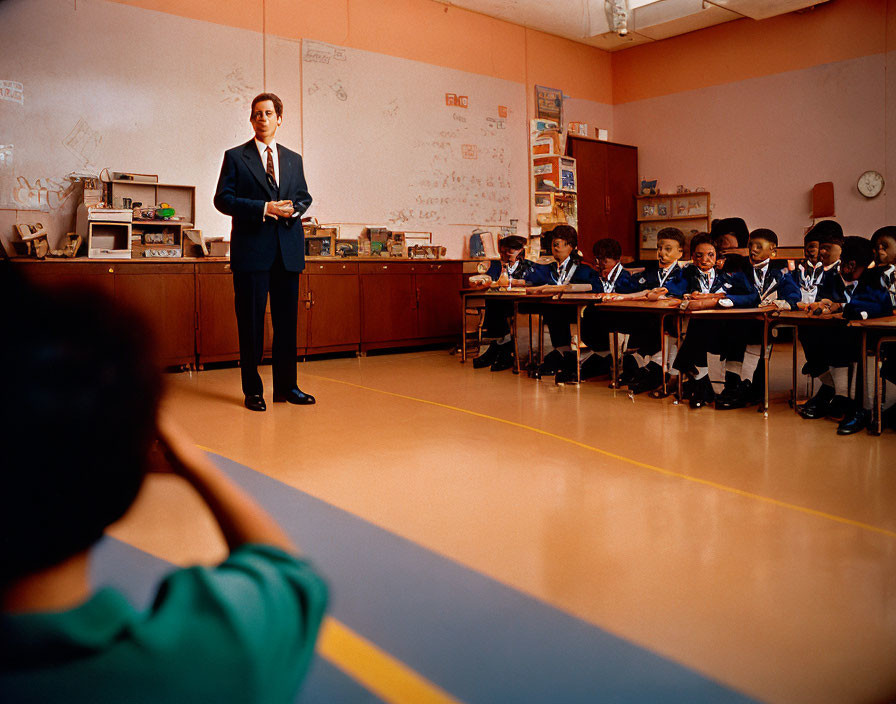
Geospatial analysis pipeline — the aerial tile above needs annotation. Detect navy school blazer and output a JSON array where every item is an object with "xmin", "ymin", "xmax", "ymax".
[
  {"xmin": 735, "ymin": 260, "xmax": 801, "ymax": 309},
  {"xmin": 530, "ymin": 259, "xmax": 603, "ymax": 291},
  {"xmin": 682, "ymin": 264, "xmax": 759, "ymax": 308},
  {"xmin": 213, "ymin": 140, "xmax": 313, "ymax": 273},
  {"xmin": 630, "ymin": 261, "xmax": 689, "ymax": 298},
  {"xmin": 485, "ymin": 258, "xmax": 539, "ymax": 282},
  {"xmin": 843, "ymin": 265, "xmax": 896, "ymax": 320}
]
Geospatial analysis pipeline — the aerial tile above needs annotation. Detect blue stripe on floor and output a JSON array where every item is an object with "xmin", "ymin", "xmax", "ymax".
[{"xmin": 94, "ymin": 452, "xmax": 757, "ymax": 703}]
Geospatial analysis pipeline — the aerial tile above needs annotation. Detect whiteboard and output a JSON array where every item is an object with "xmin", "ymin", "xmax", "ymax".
[{"xmin": 301, "ymin": 40, "xmax": 529, "ymax": 231}]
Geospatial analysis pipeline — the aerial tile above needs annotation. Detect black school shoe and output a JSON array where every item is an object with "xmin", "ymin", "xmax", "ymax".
[
  {"xmin": 537, "ymin": 349, "xmax": 564, "ymax": 377},
  {"xmin": 490, "ymin": 343, "xmax": 515, "ymax": 372},
  {"xmin": 797, "ymin": 384, "xmax": 835, "ymax": 419},
  {"xmin": 555, "ymin": 352, "xmax": 580, "ymax": 384},
  {"xmin": 689, "ymin": 375, "xmax": 716, "ymax": 409},
  {"xmin": 715, "ymin": 379, "xmax": 753, "ymax": 410},
  {"xmin": 472, "ymin": 342, "xmax": 499, "ymax": 369},
  {"xmin": 580, "ymin": 353, "xmax": 611, "ymax": 380},
  {"xmin": 826, "ymin": 394, "xmax": 851, "ymax": 421},
  {"xmin": 617, "ymin": 354, "xmax": 639, "ymax": 387},
  {"xmin": 837, "ymin": 404, "xmax": 870, "ymax": 435},
  {"xmin": 629, "ymin": 361, "xmax": 664, "ymax": 395}
]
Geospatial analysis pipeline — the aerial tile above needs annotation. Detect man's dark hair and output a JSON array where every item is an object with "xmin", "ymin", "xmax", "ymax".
[
  {"xmin": 710, "ymin": 217, "xmax": 749, "ymax": 247},
  {"xmin": 749, "ymin": 228, "xmax": 779, "ymax": 247},
  {"xmin": 656, "ymin": 227, "xmax": 685, "ymax": 249},
  {"xmin": 593, "ymin": 238, "xmax": 621, "ymax": 260},
  {"xmin": 841, "ymin": 236, "xmax": 874, "ymax": 269},
  {"xmin": 251, "ymin": 92, "xmax": 283, "ymax": 118},
  {"xmin": 871, "ymin": 226, "xmax": 896, "ymax": 247},
  {"xmin": 0, "ymin": 276, "xmax": 162, "ymax": 584},
  {"xmin": 808, "ymin": 219, "xmax": 844, "ymax": 246},
  {"xmin": 688, "ymin": 232, "xmax": 715, "ymax": 253}
]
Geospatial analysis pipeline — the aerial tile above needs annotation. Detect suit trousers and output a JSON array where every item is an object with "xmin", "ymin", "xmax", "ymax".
[{"xmin": 232, "ymin": 246, "xmax": 300, "ymax": 397}]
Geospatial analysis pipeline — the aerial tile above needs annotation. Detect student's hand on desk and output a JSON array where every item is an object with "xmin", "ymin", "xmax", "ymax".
[
  {"xmin": 654, "ymin": 297, "xmax": 682, "ymax": 308},
  {"xmin": 645, "ymin": 287, "xmax": 668, "ymax": 302},
  {"xmin": 689, "ymin": 292, "xmax": 723, "ymax": 301}
]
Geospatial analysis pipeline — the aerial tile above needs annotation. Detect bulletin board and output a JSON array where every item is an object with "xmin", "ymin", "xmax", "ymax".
[{"xmin": 301, "ymin": 40, "xmax": 529, "ymax": 230}]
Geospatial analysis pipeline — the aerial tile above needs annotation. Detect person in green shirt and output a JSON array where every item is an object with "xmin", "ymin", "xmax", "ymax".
[{"xmin": 0, "ymin": 267, "xmax": 328, "ymax": 703}]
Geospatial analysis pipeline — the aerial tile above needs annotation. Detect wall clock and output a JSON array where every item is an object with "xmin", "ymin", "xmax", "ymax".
[{"xmin": 857, "ymin": 170, "xmax": 884, "ymax": 198}]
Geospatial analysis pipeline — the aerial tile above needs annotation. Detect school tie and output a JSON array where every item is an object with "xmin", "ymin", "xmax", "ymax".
[
  {"xmin": 265, "ymin": 146, "xmax": 277, "ymax": 189},
  {"xmin": 700, "ymin": 272, "xmax": 710, "ymax": 291}
]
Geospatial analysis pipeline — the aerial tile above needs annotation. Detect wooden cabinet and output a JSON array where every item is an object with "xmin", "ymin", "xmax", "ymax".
[
  {"xmin": 359, "ymin": 261, "xmax": 462, "ymax": 352},
  {"xmin": 566, "ymin": 136, "xmax": 638, "ymax": 262},
  {"xmin": 113, "ymin": 263, "xmax": 196, "ymax": 368},
  {"xmin": 15, "ymin": 260, "xmax": 116, "ymax": 295},
  {"xmin": 196, "ymin": 262, "xmax": 239, "ymax": 364},
  {"xmin": 301, "ymin": 262, "xmax": 360, "ymax": 354}
]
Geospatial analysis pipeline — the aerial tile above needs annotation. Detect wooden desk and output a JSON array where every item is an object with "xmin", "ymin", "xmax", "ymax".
[{"xmin": 848, "ymin": 315, "xmax": 896, "ymax": 435}]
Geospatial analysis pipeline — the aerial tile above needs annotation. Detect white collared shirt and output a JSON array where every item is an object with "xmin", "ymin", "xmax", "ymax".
[
  {"xmin": 658, "ymin": 262, "xmax": 677, "ymax": 287},
  {"xmin": 601, "ymin": 262, "xmax": 623, "ymax": 292},
  {"xmin": 697, "ymin": 267, "xmax": 715, "ymax": 293},
  {"xmin": 753, "ymin": 259, "xmax": 770, "ymax": 291},
  {"xmin": 554, "ymin": 256, "xmax": 576, "ymax": 284},
  {"xmin": 255, "ymin": 138, "xmax": 279, "ymax": 186}
]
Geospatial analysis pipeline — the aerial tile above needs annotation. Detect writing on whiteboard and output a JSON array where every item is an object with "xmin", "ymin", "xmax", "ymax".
[{"xmin": 0, "ymin": 80, "xmax": 24, "ymax": 105}]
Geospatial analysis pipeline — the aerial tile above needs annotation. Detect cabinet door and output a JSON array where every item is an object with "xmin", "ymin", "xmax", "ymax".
[
  {"xmin": 605, "ymin": 143, "xmax": 639, "ymax": 260},
  {"xmin": 114, "ymin": 269, "xmax": 195, "ymax": 366},
  {"xmin": 16, "ymin": 261, "xmax": 115, "ymax": 295},
  {"xmin": 415, "ymin": 270, "xmax": 462, "ymax": 339},
  {"xmin": 567, "ymin": 137, "xmax": 609, "ymax": 265},
  {"xmin": 197, "ymin": 272, "xmax": 240, "ymax": 362},
  {"xmin": 307, "ymin": 274, "xmax": 360, "ymax": 348},
  {"xmin": 360, "ymin": 272, "xmax": 417, "ymax": 343}
]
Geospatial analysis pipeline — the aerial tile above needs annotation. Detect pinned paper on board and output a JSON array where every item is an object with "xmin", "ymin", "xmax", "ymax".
[
  {"xmin": 0, "ymin": 80, "xmax": 24, "ymax": 105},
  {"xmin": 63, "ymin": 118, "xmax": 101, "ymax": 167}
]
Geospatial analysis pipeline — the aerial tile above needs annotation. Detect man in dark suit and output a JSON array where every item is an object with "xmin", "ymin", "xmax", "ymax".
[{"xmin": 214, "ymin": 93, "xmax": 314, "ymax": 411}]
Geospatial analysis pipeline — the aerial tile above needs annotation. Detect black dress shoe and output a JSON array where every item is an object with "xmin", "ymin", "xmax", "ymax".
[
  {"xmin": 715, "ymin": 380, "xmax": 752, "ymax": 410},
  {"xmin": 244, "ymin": 394, "xmax": 266, "ymax": 412},
  {"xmin": 489, "ymin": 344, "xmax": 514, "ymax": 372},
  {"xmin": 825, "ymin": 394, "xmax": 850, "ymax": 420},
  {"xmin": 630, "ymin": 362, "xmax": 664, "ymax": 395},
  {"xmin": 555, "ymin": 352, "xmax": 580, "ymax": 384},
  {"xmin": 273, "ymin": 388, "xmax": 316, "ymax": 405},
  {"xmin": 537, "ymin": 349, "xmax": 564, "ymax": 377},
  {"xmin": 797, "ymin": 384, "xmax": 835, "ymax": 419},
  {"xmin": 617, "ymin": 354, "xmax": 639, "ymax": 387},
  {"xmin": 689, "ymin": 375, "xmax": 716, "ymax": 409},
  {"xmin": 837, "ymin": 407, "xmax": 869, "ymax": 435},
  {"xmin": 580, "ymin": 353, "xmax": 611, "ymax": 380},
  {"xmin": 472, "ymin": 342, "xmax": 499, "ymax": 369}
]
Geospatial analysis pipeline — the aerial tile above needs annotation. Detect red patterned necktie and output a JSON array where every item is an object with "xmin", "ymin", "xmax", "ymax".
[{"xmin": 265, "ymin": 146, "xmax": 277, "ymax": 188}]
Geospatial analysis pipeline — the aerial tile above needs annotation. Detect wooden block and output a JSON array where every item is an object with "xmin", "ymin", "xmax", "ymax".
[{"xmin": 812, "ymin": 182, "xmax": 835, "ymax": 218}]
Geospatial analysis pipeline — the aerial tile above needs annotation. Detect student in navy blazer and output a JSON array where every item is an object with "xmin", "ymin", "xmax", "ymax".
[{"xmin": 214, "ymin": 93, "xmax": 313, "ymax": 412}]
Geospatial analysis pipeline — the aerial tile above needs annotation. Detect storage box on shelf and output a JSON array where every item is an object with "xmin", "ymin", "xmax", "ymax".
[
  {"xmin": 636, "ymin": 192, "xmax": 710, "ymax": 259},
  {"xmin": 109, "ymin": 181, "xmax": 196, "ymax": 259}
]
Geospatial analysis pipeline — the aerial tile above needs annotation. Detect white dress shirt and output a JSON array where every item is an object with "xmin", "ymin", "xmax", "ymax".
[{"xmin": 255, "ymin": 138, "xmax": 280, "ymax": 186}]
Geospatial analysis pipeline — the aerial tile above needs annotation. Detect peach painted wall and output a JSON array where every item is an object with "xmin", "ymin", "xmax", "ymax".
[{"xmin": 612, "ymin": 0, "xmax": 895, "ymax": 244}]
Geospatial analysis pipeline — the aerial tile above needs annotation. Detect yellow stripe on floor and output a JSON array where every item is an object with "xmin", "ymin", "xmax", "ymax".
[
  {"xmin": 317, "ymin": 617, "xmax": 464, "ymax": 704},
  {"xmin": 305, "ymin": 374, "xmax": 896, "ymax": 541}
]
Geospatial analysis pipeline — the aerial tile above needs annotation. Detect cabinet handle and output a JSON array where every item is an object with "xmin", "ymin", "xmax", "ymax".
[
  {"xmin": 605, "ymin": 195, "xmax": 611, "ymax": 214},
  {"xmin": 382, "ymin": 265, "xmax": 388, "ymax": 269},
  {"xmin": 108, "ymin": 268, "xmax": 114, "ymax": 274}
]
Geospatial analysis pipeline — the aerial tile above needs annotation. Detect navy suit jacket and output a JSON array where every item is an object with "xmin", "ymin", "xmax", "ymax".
[
  {"xmin": 530, "ymin": 260, "xmax": 602, "ymax": 291},
  {"xmin": 682, "ymin": 264, "xmax": 758, "ymax": 307},
  {"xmin": 214, "ymin": 140, "xmax": 313, "ymax": 273},
  {"xmin": 486, "ymin": 258, "xmax": 539, "ymax": 282},
  {"xmin": 631, "ymin": 262, "xmax": 688, "ymax": 297},
  {"xmin": 843, "ymin": 265, "xmax": 896, "ymax": 320}
]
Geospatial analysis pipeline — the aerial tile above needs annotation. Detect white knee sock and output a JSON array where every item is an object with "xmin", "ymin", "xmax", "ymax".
[
  {"xmin": 498, "ymin": 334, "xmax": 512, "ymax": 345},
  {"xmin": 632, "ymin": 352, "xmax": 646, "ymax": 367},
  {"xmin": 726, "ymin": 360, "xmax": 743, "ymax": 378},
  {"xmin": 695, "ymin": 366, "xmax": 709, "ymax": 379},
  {"xmin": 556, "ymin": 345, "xmax": 572, "ymax": 353},
  {"xmin": 819, "ymin": 369, "xmax": 834, "ymax": 387},
  {"xmin": 832, "ymin": 366, "xmax": 849, "ymax": 398},
  {"xmin": 649, "ymin": 351, "xmax": 664, "ymax": 367},
  {"xmin": 743, "ymin": 344, "xmax": 761, "ymax": 381}
]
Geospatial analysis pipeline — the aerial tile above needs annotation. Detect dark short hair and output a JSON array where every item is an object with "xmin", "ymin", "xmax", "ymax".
[
  {"xmin": 841, "ymin": 236, "xmax": 873, "ymax": 269},
  {"xmin": 710, "ymin": 217, "xmax": 749, "ymax": 247},
  {"xmin": 0, "ymin": 277, "xmax": 162, "ymax": 584},
  {"xmin": 251, "ymin": 92, "xmax": 283, "ymax": 118},
  {"xmin": 871, "ymin": 226, "xmax": 896, "ymax": 247},
  {"xmin": 549, "ymin": 225, "xmax": 578, "ymax": 250},
  {"xmin": 749, "ymin": 228, "xmax": 778, "ymax": 247},
  {"xmin": 656, "ymin": 227, "xmax": 685, "ymax": 249},
  {"xmin": 808, "ymin": 220, "xmax": 844, "ymax": 246},
  {"xmin": 689, "ymin": 232, "xmax": 715, "ymax": 254},
  {"xmin": 593, "ymin": 238, "xmax": 621, "ymax": 260}
]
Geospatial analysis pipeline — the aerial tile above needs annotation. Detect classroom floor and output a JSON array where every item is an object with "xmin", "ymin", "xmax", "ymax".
[{"xmin": 105, "ymin": 344, "xmax": 896, "ymax": 704}]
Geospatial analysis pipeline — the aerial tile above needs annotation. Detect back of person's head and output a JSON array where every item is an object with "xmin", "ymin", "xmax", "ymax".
[
  {"xmin": 805, "ymin": 220, "xmax": 841, "ymax": 245},
  {"xmin": 710, "ymin": 217, "xmax": 749, "ymax": 247},
  {"xmin": 0, "ymin": 276, "xmax": 162, "ymax": 585},
  {"xmin": 656, "ymin": 227, "xmax": 685, "ymax": 249},
  {"xmin": 550, "ymin": 225, "xmax": 578, "ymax": 248},
  {"xmin": 749, "ymin": 228, "xmax": 779, "ymax": 247},
  {"xmin": 840, "ymin": 236, "xmax": 874, "ymax": 269},
  {"xmin": 593, "ymin": 238, "xmax": 621, "ymax": 261},
  {"xmin": 810, "ymin": 220, "xmax": 844, "ymax": 247}
]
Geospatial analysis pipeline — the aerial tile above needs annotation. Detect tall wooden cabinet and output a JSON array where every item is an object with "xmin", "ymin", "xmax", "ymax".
[{"xmin": 565, "ymin": 136, "xmax": 638, "ymax": 262}]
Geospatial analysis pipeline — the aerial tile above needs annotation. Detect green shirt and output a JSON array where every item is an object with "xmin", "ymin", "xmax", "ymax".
[{"xmin": 1, "ymin": 544, "xmax": 328, "ymax": 703}]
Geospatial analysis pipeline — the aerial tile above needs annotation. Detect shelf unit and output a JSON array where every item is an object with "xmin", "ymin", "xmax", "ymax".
[
  {"xmin": 109, "ymin": 181, "xmax": 196, "ymax": 258},
  {"xmin": 636, "ymin": 192, "xmax": 710, "ymax": 260}
]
